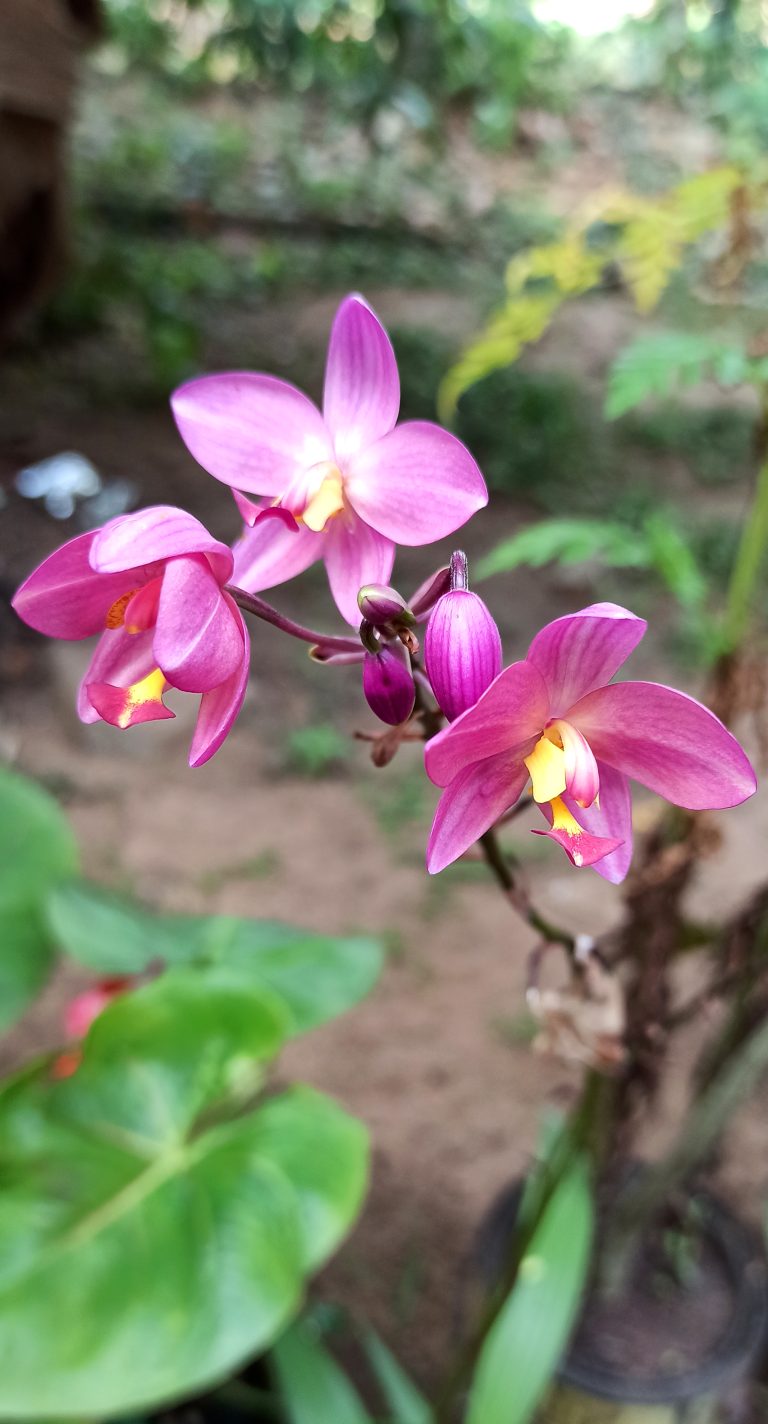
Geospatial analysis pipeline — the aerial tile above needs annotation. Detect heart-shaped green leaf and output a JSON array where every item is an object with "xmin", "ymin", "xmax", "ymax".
[
  {"xmin": 0, "ymin": 973, "xmax": 369, "ymax": 1418},
  {"xmin": 48, "ymin": 881, "xmax": 383, "ymax": 1035},
  {"xmin": 248, "ymin": 1086, "xmax": 368, "ymax": 1271},
  {"xmin": 0, "ymin": 768, "xmax": 78, "ymax": 1030}
]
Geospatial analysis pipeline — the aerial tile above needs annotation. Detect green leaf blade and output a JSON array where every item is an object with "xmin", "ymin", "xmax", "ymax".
[
  {"xmin": 0, "ymin": 768, "xmax": 79, "ymax": 1030},
  {"xmin": 466, "ymin": 1157, "xmax": 594, "ymax": 1424},
  {"xmin": 49, "ymin": 882, "xmax": 383, "ymax": 1036},
  {"xmin": 249, "ymin": 1086, "xmax": 369, "ymax": 1272},
  {"xmin": 271, "ymin": 1320, "xmax": 375, "ymax": 1424},
  {"xmin": 362, "ymin": 1327, "xmax": 433, "ymax": 1424}
]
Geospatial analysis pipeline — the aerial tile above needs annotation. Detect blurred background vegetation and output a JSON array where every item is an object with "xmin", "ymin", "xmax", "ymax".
[{"xmin": 6, "ymin": 0, "xmax": 768, "ymax": 656}]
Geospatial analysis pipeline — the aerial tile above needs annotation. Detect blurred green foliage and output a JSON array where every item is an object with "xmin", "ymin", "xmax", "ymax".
[
  {"xmin": 284, "ymin": 723, "xmax": 350, "ymax": 777},
  {"xmin": 621, "ymin": 0, "xmax": 768, "ymax": 162},
  {"xmin": 102, "ymin": 0, "xmax": 573, "ymax": 130}
]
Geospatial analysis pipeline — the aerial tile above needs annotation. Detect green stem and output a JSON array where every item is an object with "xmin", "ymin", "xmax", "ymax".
[
  {"xmin": 479, "ymin": 829, "xmax": 575, "ymax": 953},
  {"xmin": 723, "ymin": 447, "xmax": 768, "ymax": 652}
]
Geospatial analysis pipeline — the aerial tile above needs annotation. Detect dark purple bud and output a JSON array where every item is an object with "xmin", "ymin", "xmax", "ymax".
[
  {"xmin": 425, "ymin": 589, "xmax": 502, "ymax": 722},
  {"xmin": 409, "ymin": 565, "xmax": 451, "ymax": 622},
  {"xmin": 363, "ymin": 643, "xmax": 415, "ymax": 726}
]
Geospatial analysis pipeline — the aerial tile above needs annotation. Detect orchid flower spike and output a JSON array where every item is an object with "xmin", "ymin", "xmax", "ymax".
[
  {"xmin": 424, "ymin": 551, "xmax": 502, "ymax": 722},
  {"xmin": 171, "ymin": 294, "xmax": 488, "ymax": 625},
  {"xmin": 12, "ymin": 506, "xmax": 249, "ymax": 766},
  {"xmin": 425, "ymin": 602, "xmax": 756, "ymax": 882}
]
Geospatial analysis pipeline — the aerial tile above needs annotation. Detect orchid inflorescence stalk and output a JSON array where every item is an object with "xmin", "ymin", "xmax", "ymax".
[{"xmin": 13, "ymin": 292, "xmax": 756, "ymax": 886}]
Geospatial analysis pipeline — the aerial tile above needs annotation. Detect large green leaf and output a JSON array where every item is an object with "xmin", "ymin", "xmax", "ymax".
[
  {"xmin": 0, "ymin": 974, "xmax": 369, "ymax": 1418},
  {"xmin": 45, "ymin": 880, "xmax": 212, "ymax": 969},
  {"xmin": 248, "ymin": 1087, "xmax": 368, "ymax": 1271},
  {"xmin": 48, "ymin": 880, "xmax": 383, "ymax": 1036},
  {"xmin": 466, "ymin": 1156, "xmax": 594, "ymax": 1424},
  {"xmin": 0, "ymin": 768, "xmax": 78, "ymax": 1029},
  {"xmin": 271, "ymin": 1320, "xmax": 375, "ymax": 1424},
  {"xmin": 218, "ymin": 920, "xmax": 384, "ymax": 1034}
]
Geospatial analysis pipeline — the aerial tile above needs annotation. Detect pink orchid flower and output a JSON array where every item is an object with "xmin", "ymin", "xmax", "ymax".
[
  {"xmin": 170, "ymin": 293, "xmax": 488, "ymax": 625},
  {"xmin": 12, "ymin": 505, "xmax": 248, "ymax": 766},
  {"xmin": 425, "ymin": 602, "xmax": 756, "ymax": 882}
]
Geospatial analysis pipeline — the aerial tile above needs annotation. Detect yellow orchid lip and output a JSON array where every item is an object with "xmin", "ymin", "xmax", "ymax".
[
  {"xmin": 299, "ymin": 467, "xmax": 345, "ymax": 533},
  {"xmin": 524, "ymin": 733, "xmax": 566, "ymax": 804}
]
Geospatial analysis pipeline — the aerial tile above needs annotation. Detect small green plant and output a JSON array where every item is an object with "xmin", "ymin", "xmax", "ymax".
[{"xmin": 284, "ymin": 723, "xmax": 349, "ymax": 777}]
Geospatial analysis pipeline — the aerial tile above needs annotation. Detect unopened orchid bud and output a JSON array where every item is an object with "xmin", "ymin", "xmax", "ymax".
[
  {"xmin": 358, "ymin": 583, "xmax": 415, "ymax": 637},
  {"xmin": 409, "ymin": 565, "xmax": 451, "ymax": 622},
  {"xmin": 363, "ymin": 643, "xmax": 415, "ymax": 726},
  {"xmin": 425, "ymin": 556, "xmax": 502, "ymax": 721}
]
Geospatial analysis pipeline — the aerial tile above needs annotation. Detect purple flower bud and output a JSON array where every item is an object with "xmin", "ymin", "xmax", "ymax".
[
  {"xmin": 363, "ymin": 643, "xmax": 415, "ymax": 726},
  {"xmin": 409, "ymin": 565, "xmax": 451, "ymax": 622},
  {"xmin": 425, "ymin": 589, "xmax": 502, "ymax": 722},
  {"xmin": 358, "ymin": 584, "xmax": 413, "ymax": 628}
]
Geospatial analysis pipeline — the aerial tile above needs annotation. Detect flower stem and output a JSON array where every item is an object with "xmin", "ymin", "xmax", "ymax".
[
  {"xmin": 479, "ymin": 828, "xmax": 575, "ymax": 953},
  {"xmin": 226, "ymin": 585, "xmax": 362, "ymax": 654}
]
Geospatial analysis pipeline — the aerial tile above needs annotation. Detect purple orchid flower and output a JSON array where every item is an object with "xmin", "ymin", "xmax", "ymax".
[
  {"xmin": 170, "ymin": 294, "xmax": 488, "ymax": 625},
  {"xmin": 12, "ymin": 506, "xmax": 249, "ymax": 766},
  {"xmin": 425, "ymin": 602, "xmax": 756, "ymax": 882}
]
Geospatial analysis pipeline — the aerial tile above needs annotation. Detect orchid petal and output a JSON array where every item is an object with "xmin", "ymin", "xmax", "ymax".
[
  {"xmin": 323, "ymin": 294, "xmax": 399, "ymax": 464},
  {"xmin": 425, "ymin": 661, "xmax": 549, "ymax": 788},
  {"xmin": 527, "ymin": 603, "xmax": 647, "ymax": 717},
  {"xmin": 552, "ymin": 719, "xmax": 600, "ymax": 808},
  {"xmin": 91, "ymin": 506, "xmax": 233, "ymax": 584},
  {"xmin": 154, "ymin": 555, "xmax": 243, "ymax": 693},
  {"xmin": 77, "ymin": 628, "xmax": 158, "ymax": 723},
  {"xmin": 346, "ymin": 421, "xmax": 487, "ymax": 545},
  {"xmin": 566, "ymin": 762, "xmax": 633, "ymax": 884},
  {"xmin": 88, "ymin": 668, "xmax": 174, "ymax": 729},
  {"xmin": 171, "ymin": 374, "xmax": 332, "ymax": 498},
  {"xmin": 123, "ymin": 579, "xmax": 162, "ymax": 632},
  {"xmin": 12, "ymin": 532, "xmax": 137, "ymax": 639},
  {"xmin": 323, "ymin": 512, "xmax": 395, "ymax": 626},
  {"xmin": 231, "ymin": 516, "xmax": 324, "ymax": 593},
  {"xmin": 427, "ymin": 750, "xmax": 530, "ymax": 874},
  {"xmin": 189, "ymin": 598, "xmax": 250, "ymax": 767},
  {"xmin": 232, "ymin": 489, "xmax": 263, "ymax": 526},
  {"xmin": 533, "ymin": 799, "xmax": 623, "ymax": 870},
  {"xmin": 569, "ymin": 682, "xmax": 757, "ymax": 809}
]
